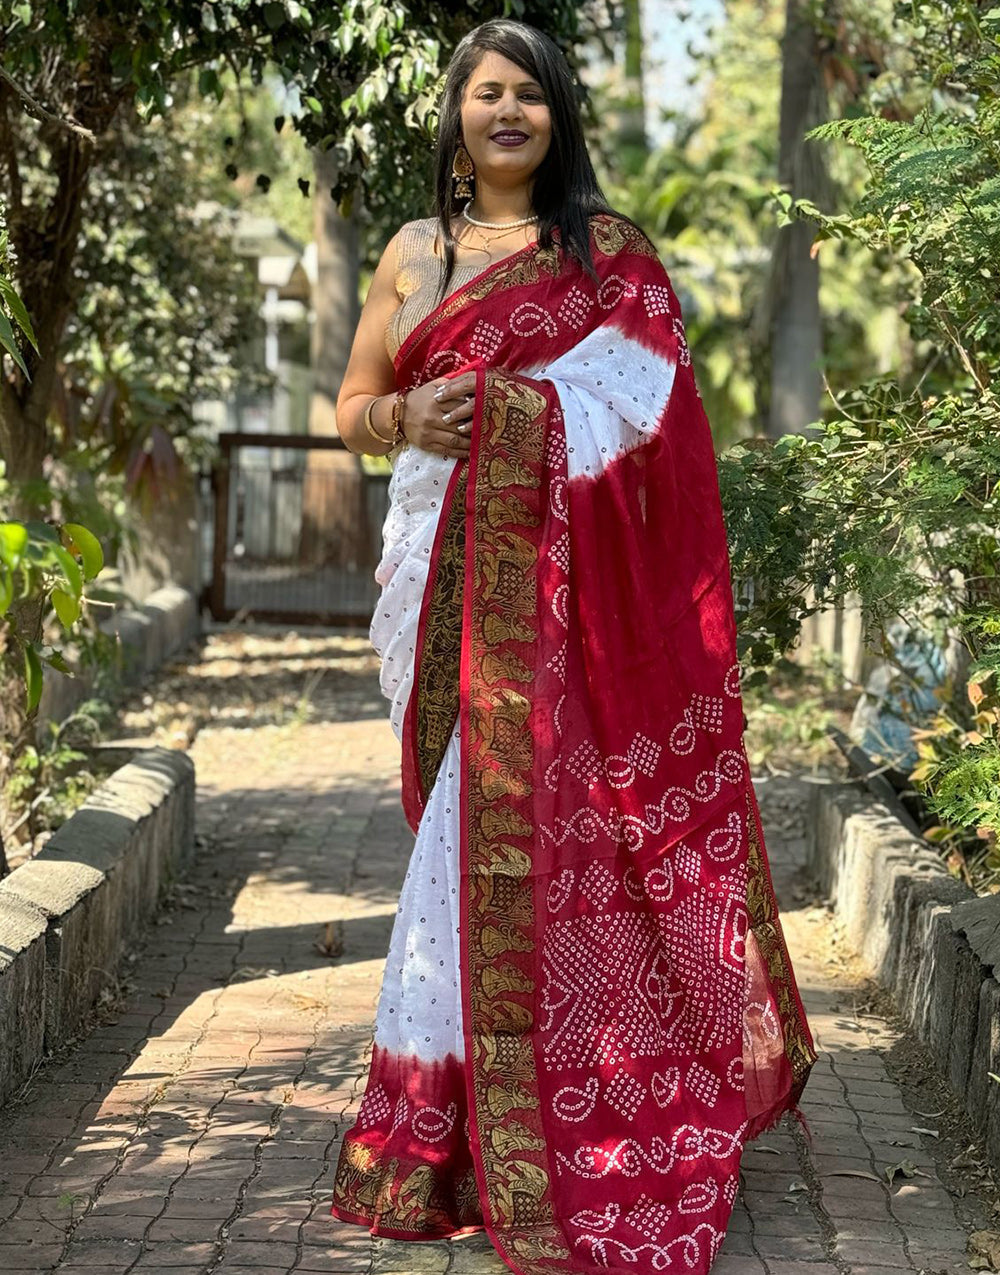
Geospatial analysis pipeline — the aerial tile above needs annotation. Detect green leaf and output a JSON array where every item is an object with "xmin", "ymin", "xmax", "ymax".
[
  {"xmin": 24, "ymin": 642, "xmax": 43, "ymax": 712},
  {"xmin": 0, "ymin": 278, "xmax": 39, "ymax": 350},
  {"xmin": 0, "ymin": 307, "xmax": 29, "ymax": 377},
  {"xmin": 263, "ymin": 1, "xmax": 286, "ymax": 29},
  {"xmin": 41, "ymin": 647, "xmax": 74, "ymax": 676},
  {"xmin": 51, "ymin": 544, "xmax": 83, "ymax": 598},
  {"xmin": 304, "ymin": 95, "xmax": 322, "ymax": 114},
  {"xmin": 198, "ymin": 67, "xmax": 220, "ymax": 98},
  {"xmin": 0, "ymin": 522, "xmax": 28, "ymax": 567},
  {"xmin": 62, "ymin": 523, "xmax": 104, "ymax": 581},
  {"xmin": 0, "ymin": 568, "xmax": 12, "ymax": 617},
  {"xmin": 357, "ymin": 80, "xmax": 375, "ymax": 114},
  {"xmin": 51, "ymin": 588, "xmax": 81, "ymax": 630},
  {"xmin": 23, "ymin": 521, "xmax": 58, "ymax": 544}
]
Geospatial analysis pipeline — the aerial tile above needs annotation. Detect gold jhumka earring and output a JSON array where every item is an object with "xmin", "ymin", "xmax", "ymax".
[{"xmin": 451, "ymin": 143, "xmax": 474, "ymax": 199}]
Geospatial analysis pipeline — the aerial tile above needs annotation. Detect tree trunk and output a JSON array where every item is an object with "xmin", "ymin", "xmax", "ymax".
[
  {"xmin": 766, "ymin": 0, "xmax": 829, "ymax": 438},
  {"xmin": 0, "ymin": 124, "xmax": 96, "ymax": 515},
  {"xmin": 768, "ymin": 219, "xmax": 822, "ymax": 435},
  {"xmin": 299, "ymin": 146, "xmax": 369, "ymax": 570},
  {"xmin": 618, "ymin": 0, "xmax": 648, "ymax": 170}
]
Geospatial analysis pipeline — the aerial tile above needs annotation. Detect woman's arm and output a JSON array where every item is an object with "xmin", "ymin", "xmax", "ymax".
[
  {"xmin": 336, "ymin": 231, "xmax": 474, "ymax": 462},
  {"xmin": 337, "ymin": 232, "xmax": 404, "ymax": 456}
]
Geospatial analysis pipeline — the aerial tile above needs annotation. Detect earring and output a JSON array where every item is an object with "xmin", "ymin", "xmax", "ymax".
[{"xmin": 452, "ymin": 143, "xmax": 474, "ymax": 199}]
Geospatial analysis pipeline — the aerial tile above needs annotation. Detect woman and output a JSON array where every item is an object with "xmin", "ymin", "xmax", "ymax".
[{"xmin": 330, "ymin": 18, "xmax": 816, "ymax": 1275}]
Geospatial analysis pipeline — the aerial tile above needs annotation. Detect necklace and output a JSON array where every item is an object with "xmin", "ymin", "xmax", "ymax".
[{"xmin": 461, "ymin": 199, "xmax": 536, "ymax": 230}]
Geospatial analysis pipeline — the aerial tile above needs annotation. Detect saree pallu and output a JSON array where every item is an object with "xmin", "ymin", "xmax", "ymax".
[{"xmin": 331, "ymin": 214, "xmax": 816, "ymax": 1275}]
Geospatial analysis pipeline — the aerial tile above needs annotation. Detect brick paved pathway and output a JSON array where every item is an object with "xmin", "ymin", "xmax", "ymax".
[{"xmin": 0, "ymin": 634, "xmax": 980, "ymax": 1274}]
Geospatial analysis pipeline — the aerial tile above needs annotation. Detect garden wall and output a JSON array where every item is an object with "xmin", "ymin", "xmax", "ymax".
[
  {"xmin": 0, "ymin": 747, "xmax": 194, "ymax": 1106},
  {"xmin": 810, "ymin": 782, "xmax": 1000, "ymax": 1166}
]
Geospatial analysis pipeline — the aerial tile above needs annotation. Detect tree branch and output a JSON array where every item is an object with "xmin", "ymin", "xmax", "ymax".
[{"xmin": 0, "ymin": 64, "xmax": 96, "ymax": 143}]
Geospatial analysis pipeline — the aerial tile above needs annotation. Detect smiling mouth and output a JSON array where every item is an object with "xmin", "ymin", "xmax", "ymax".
[{"xmin": 491, "ymin": 131, "xmax": 529, "ymax": 142}]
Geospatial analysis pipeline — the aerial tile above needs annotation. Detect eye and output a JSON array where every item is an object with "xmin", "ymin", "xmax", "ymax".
[{"xmin": 477, "ymin": 91, "xmax": 545, "ymax": 102}]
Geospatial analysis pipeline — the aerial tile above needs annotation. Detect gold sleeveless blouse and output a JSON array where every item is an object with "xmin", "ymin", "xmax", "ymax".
[{"xmin": 384, "ymin": 218, "xmax": 491, "ymax": 362}]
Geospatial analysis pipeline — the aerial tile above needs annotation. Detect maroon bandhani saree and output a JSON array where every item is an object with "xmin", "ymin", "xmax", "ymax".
[{"xmin": 331, "ymin": 214, "xmax": 816, "ymax": 1275}]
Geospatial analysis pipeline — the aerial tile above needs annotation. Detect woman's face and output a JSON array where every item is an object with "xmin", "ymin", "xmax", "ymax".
[{"xmin": 459, "ymin": 50, "xmax": 552, "ymax": 191}]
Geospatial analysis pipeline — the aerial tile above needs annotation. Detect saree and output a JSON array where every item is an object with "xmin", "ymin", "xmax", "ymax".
[{"xmin": 331, "ymin": 214, "xmax": 816, "ymax": 1275}]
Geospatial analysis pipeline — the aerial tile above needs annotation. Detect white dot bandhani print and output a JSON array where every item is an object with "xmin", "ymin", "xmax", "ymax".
[
  {"xmin": 357, "ymin": 1084, "xmax": 391, "ymax": 1127},
  {"xmin": 685, "ymin": 1062, "xmax": 722, "ymax": 1108},
  {"xmin": 566, "ymin": 740, "xmax": 602, "ymax": 788},
  {"xmin": 468, "ymin": 319, "xmax": 504, "ymax": 361},
  {"xmin": 412, "ymin": 1101, "xmax": 457, "ymax": 1143},
  {"xmin": 690, "ymin": 693, "xmax": 725, "ymax": 733},
  {"xmin": 522, "ymin": 327, "xmax": 677, "ymax": 482},
  {"xmin": 541, "ymin": 911, "xmax": 687, "ymax": 1070},
  {"xmin": 510, "ymin": 300, "xmax": 559, "ymax": 337},
  {"xmin": 548, "ymin": 531, "xmax": 570, "ymax": 573},
  {"xmin": 579, "ymin": 861, "xmax": 617, "ymax": 909},
  {"xmin": 605, "ymin": 1070, "xmax": 646, "ymax": 1120},
  {"xmin": 643, "ymin": 282, "xmax": 672, "ymax": 317},
  {"xmin": 651, "ymin": 1066, "xmax": 680, "ymax": 1108},
  {"xmin": 626, "ymin": 1193, "xmax": 673, "ymax": 1239},
  {"xmin": 675, "ymin": 842, "xmax": 701, "ymax": 883},
  {"xmin": 557, "ymin": 285, "xmax": 594, "ymax": 329},
  {"xmin": 679, "ymin": 1178, "xmax": 720, "ymax": 1214},
  {"xmin": 554, "ymin": 1075, "xmax": 599, "ymax": 1123},
  {"xmin": 597, "ymin": 274, "xmax": 640, "ymax": 310}
]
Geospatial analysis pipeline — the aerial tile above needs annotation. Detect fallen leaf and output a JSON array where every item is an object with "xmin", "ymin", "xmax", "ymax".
[
  {"xmin": 884, "ymin": 1159, "xmax": 919, "ymax": 1183},
  {"xmin": 969, "ymin": 1230, "xmax": 1000, "ymax": 1270}
]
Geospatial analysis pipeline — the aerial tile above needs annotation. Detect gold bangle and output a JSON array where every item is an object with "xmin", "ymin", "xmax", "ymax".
[
  {"xmin": 364, "ymin": 396, "xmax": 394, "ymax": 447},
  {"xmin": 390, "ymin": 391, "xmax": 408, "ymax": 447}
]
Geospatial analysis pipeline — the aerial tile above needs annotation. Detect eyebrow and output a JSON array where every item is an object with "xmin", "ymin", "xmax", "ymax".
[{"xmin": 473, "ymin": 79, "xmax": 543, "ymax": 89}]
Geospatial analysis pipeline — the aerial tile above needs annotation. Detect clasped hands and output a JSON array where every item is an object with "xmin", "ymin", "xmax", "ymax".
[{"xmin": 399, "ymin": 370, "xmax": 477, "ymax": 460}]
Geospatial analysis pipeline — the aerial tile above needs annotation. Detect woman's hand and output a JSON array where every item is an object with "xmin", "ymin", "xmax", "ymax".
[{"xmin": 402, "ymin": 371, "xmax": 478, "ymax": 460}]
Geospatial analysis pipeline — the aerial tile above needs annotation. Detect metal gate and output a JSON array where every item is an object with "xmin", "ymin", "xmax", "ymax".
[{"xmin": 207, "ymin": 432, "xmax": 390, "ymax": 626}]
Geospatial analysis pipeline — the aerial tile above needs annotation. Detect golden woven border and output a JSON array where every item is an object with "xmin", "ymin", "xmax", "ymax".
[
  {"xmin": 414, "ymin": 467, "xmax": 468, "ymax": 803},
  {"xmin": 465, "ymin": 370, "xmax": 570, "ymax": 1269}
]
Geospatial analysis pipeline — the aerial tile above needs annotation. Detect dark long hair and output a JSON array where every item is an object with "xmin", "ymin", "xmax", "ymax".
[{"xmin": 433, "ymin": 19, "xmax": 624, "ymax": 302}]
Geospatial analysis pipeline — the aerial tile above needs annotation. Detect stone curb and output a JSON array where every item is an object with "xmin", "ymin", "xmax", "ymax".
[
  {"xmin": 38, "ymin": 583, "xmax": 200, "ymax": 728},
  {"xmin": 0, "ymin": 747, "xmax": 195, "ymax": 1106},
  {"xmin": 102, "ymin": 583, "xmax": 199, "ymax": 682},
  {"xmin": 808, "ymin": 781, "xmax": 1000, "ymax": 1163}
]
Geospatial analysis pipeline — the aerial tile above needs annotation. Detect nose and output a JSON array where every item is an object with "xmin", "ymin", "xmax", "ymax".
[{"xmin": 496, "ymin": 91, "xmax": 525, "ymax": 123}]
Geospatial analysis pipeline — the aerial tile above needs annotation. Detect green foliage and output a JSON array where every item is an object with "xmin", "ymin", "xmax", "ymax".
[
  {"xmin": 5, "ymin": 701, "xmax": 114, "ymax": 862},
  {"xmin": 1, "ymin": 0, "xmax": 591, "ymax": 224},
  {"xmin": 54, "ymin": 87, "xmax": 266, "ymax": 499},
  {"xmin": 722, "ymin": 393, "xmax": 1000, "ymax": 662},
  {"xmin": 0, "ymin": 217, "xmax": 37, "ymax": 378},
  {"xmin": 600, "ymin": 0, "xmax": 905, "ymax": 443},
  {"xmin": 741, "ymin": 654, "xmax": 847, "ymax": 773},
  {"xmin": 0, "ymin": 499, "xmax": 104, "ymax": 711},
  {"xmin": 726, "ymin": 0, "xmax": 1000, "ymax": 860}
]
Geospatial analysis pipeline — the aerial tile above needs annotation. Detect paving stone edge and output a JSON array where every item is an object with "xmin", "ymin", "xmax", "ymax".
[{"xmin": 808, "ymin": 780, "xmax": 1000, "ymax": 1167}]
